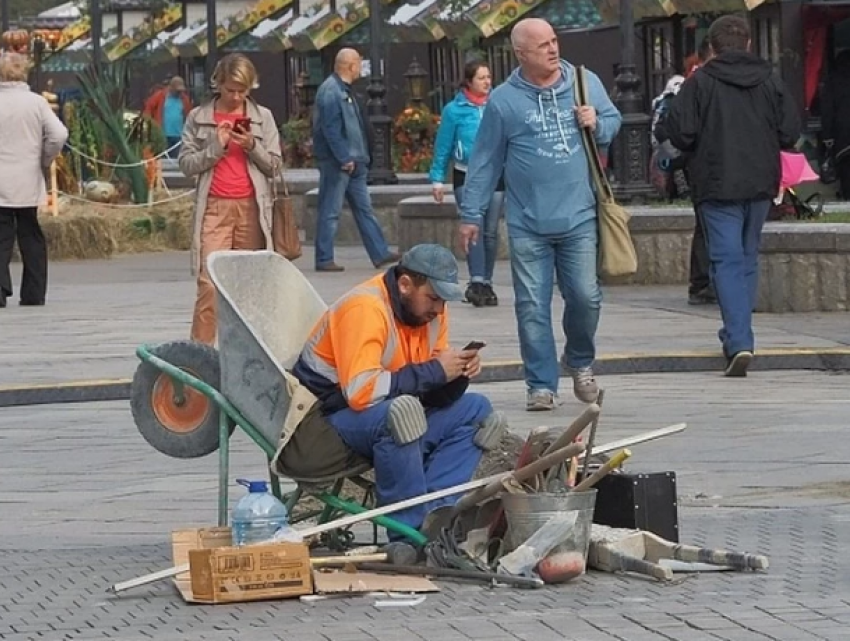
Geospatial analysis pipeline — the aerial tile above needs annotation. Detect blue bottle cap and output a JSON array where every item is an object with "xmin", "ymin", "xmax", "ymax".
[{"xmin": 237, "ymin": 478, "xmax": 268, "ymax": 493}]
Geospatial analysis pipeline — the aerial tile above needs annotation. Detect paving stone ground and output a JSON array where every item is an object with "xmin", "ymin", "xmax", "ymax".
[
  {"xmin": 1, "ymin": 372, "xmax": 849, "ymax": 640},
  {"xmin": 1, "ymin": 249, "xmax": 849, "ymax": 640},
  {"xmin": 2, "ymin": 247, "xmax": 850, "ymax": 387}
]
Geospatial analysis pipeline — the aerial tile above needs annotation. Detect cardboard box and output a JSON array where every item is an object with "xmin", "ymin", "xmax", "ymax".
[{"xmin": 171, "ymin": 528, "xmax": 313, "ymax": 604}]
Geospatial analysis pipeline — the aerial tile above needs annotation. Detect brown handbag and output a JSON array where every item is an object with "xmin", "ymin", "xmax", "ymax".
[
  {"xmin": 575, "ymin": 66, "xmax": 638, "ymax": 279},
  {"xmin": 271, "ymin": 163, "xmax": 302, "ymax": 260}
]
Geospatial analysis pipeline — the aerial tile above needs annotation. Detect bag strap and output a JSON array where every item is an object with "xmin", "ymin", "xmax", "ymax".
[
  {"xmin": 574, "ymin": 66, "xmax": 615, "ymax": 203},
  {"xmin": 271, "ymin": 156, "xmax": 290, "ymax": 200}
]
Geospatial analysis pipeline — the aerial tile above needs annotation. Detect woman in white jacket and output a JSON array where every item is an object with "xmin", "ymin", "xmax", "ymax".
[{"xmin": 0, "ymin": 53, "xmax": 68, "ymax": 308}]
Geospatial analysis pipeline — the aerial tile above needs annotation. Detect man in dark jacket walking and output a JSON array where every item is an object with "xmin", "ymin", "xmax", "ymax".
[
  {"xmin": 312, "ymin": 48, "xmax": 399, "ymax": 272},
  {"xmin": 663, "ymin": 15, "xmax": 800, "ymax": 377}
]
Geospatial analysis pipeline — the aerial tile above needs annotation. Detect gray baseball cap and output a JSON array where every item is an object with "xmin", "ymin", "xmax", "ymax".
[{"xmin": 399, "ymin": 244, "xmax": 463, "ymax": 302}]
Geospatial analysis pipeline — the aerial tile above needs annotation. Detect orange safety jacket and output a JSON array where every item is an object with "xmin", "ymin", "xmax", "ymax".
[{"xmin": 293, "ymin": 271, "xmax": 451, "ymax": 414}]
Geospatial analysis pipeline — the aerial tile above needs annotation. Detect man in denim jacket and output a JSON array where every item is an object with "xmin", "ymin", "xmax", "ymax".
[{"xmin": 312, "ymin": 49, "xmax": 399, "ymax": 272}]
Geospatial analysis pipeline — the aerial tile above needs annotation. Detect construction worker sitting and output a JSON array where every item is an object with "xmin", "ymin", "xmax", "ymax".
[{"xmin": 292, "ymin": 243, "xmax": 507, "ymax": 538}]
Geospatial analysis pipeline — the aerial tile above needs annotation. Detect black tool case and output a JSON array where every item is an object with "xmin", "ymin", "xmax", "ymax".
[{"xmin": 590, "ymin": 471, "xmax": 679, "ymax": 543}]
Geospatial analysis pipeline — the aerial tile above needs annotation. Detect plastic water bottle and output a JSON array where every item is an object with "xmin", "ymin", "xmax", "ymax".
[{"xmin": 231, "ymin": 479, "xmax": 289, "ymax": 546}]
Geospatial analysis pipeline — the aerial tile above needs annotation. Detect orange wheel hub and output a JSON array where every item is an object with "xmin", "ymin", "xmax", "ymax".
[{"xmin": 151, "ymin": 371, "xmax": 210, "ymax": 433}]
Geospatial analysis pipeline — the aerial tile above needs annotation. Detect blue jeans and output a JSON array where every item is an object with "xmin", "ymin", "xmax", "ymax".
[
  {"xmin": 699, "ymin": 199, "xmax": 770, "ymax": 357},
  {"xmin": 315, "ymin": 160, "xmax": 392, "ymax": 268},
  {"xmin": 508, "ymin": 218, "xmax": 601, "ymax": 393},
  {"xmin": 455, "ymin": 186, "xmax": 504, "ymax": 284},
  {"xmin": 328, "ymin": 393, "xmax": 491, "ymax": 538}
]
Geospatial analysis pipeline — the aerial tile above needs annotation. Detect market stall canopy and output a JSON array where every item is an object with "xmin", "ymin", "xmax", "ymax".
[
  {"xmin": 429, "ymin": 0, "xmax": 480, "ymax": 39},
  {"xmin": 465, "ymin": 0, "xmax": 562, "ymax": 37},
  {"xmin": 284, "ymin": 3, "xmax": 332, "ymax": 50},
  {"xmin": 389, "ymin": 0, "xmax": 447, "ymax": 40},
  {"xmin": 292, "ymin": 0, "xmax": 401, "ymax": 50},
  {"xmin": 162, "ymin": 0, "xmax": 292, "ymax": 58},
  {"xmin": 223, "ymin": 8, "xmax": 296, "ymax": 52},
  {"xmin": 27, "ymin": 1, "xmax": 80, "ymax": 29},
  {"xmin": 102, "ymin": 3, "xmax": 184, "ymax": 61},
  {"xmin": 49, "ymin": 17, "xmax": 91, "ymax": 55}
]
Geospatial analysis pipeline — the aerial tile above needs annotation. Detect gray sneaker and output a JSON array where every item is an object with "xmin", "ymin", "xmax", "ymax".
[
  {"xmin": 569, "ymin": 367, "xmax": 599, "ymax": 403},
  {"xmin": 526, "ymin": 389, "xmax": 556, "ymax": 412}
]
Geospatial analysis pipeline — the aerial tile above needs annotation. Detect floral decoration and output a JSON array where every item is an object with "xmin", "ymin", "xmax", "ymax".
[{"xmin": 393, "ymin": 105, "xmax": 440, "ymax": 173}]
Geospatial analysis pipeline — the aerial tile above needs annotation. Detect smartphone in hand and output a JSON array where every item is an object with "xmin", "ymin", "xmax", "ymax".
[
  {"xmin": 462, "ymin": 340, "xmax": 486, "ymax": 351},
  {"xmin": 234, "ymin": 117, "xmax": 251, "ymax": 133}
]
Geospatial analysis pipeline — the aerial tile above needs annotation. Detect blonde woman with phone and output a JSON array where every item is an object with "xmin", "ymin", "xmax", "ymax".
[{"xmin": 179, "ymin": 53, "xmax": 281, "ymax": 344}]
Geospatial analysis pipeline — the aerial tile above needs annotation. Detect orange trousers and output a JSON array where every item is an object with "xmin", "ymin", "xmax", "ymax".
[{"xmin": 191, "ymin": 197, "xmax": 264, "ymax": 344}]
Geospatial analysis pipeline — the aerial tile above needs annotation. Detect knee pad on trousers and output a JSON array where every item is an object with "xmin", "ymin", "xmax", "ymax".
[
  {"xmin": 387, "ymin": 395, "xmax": 427, "ymax": 445},
  {"xmin": 474, "ymin": 410, "xmax": 508, "ymax": 451}
]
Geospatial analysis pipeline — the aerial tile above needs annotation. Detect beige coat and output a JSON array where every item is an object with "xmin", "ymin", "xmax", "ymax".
[
  {"xmin": 0, "ymin": 82, "xmax": 68, "ymax": 208},
  {"xmin": 179, "ymin": 97, "xmax": 281, "ymax": 275}
]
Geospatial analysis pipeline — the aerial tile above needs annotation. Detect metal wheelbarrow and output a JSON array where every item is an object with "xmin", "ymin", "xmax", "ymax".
[{"xmin": 129, "ymin": 250, "xmax": 427, "ymax": 547}]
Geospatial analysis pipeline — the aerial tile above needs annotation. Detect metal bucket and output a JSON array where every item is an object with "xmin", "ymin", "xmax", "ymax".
[{"xmin": 501, "ymin": 490, "xmax": 597, "ymax": 560}]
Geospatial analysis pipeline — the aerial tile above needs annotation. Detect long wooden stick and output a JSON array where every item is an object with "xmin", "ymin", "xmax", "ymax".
[
  {"xmin": 580, "ymin": 389, "xmax": 606, "ymax": 480},
  {"xmin": 578, "ymin": 423, "xmax": 686, "ymax": 460},
  {"xmin": 110, "ymin": 424, "xmax": 685, "ymax": 594},
  {"xmin": 453, "ymin": 442, "xmax": 585, "ymax": 512},
  {"xmin": 541, "ymin": 403, "xmax": 600, "ymax": 457},
  {"xmin": 110, "ymin": 469, "xmax": 518, "ymax": 594}
]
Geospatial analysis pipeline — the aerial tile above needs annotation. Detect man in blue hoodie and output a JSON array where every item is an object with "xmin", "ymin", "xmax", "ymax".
[{"xmin": 458, "ymin": 18, "xmax": 622, "ymax": 411}]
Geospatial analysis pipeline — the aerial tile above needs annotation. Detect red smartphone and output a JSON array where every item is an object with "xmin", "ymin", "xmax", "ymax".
[{"xmin": 233, "ymin": 117, "xmax": 251, "ymax": 133}]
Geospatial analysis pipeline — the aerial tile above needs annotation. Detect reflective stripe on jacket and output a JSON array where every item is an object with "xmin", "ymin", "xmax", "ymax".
[{"xmin": 296, "ymin": 273, "xmax": 448, "ymax": 412}]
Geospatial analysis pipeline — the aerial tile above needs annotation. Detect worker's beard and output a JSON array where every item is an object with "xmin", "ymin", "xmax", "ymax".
[{"xmin": 398, "ymin": 293, "xmax": 429, "ymax": 327}]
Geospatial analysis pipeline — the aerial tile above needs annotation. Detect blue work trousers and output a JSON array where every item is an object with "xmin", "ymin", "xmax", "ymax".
[{"xmin": 328, "ymin": 393, "xmax": 492, "ymax": 539}]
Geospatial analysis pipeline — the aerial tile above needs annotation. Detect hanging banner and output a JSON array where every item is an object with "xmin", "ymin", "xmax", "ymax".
[
  {"xmin": 103, "ymin": 4, "xmax": 184, "ymax": 61},
  {"xmin": 299, "ymin": 0, "xmax": 370, "ymax": 50},
  {"xmin": 53, "ymin": 17, "xmax": 91, "ymax": 53},
  {"xmin": 187, "ymin": 0, "xmax": 292, "ymax": 56},
  {"xmin": 419, "ymin": 2, "xmax": 448, "ymax": 40},
  {"xmin": 466, "ymin": 0, "xmax": 554, "ymax": 38},
  {"xmin": 247, "ymin": 10, "xmax": 296, "ymax": 52}
]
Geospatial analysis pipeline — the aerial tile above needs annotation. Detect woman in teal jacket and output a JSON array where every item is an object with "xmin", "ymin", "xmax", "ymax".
[{"xmin": 429, "ymin": 60, "xmax": 504, "ymax": 307}]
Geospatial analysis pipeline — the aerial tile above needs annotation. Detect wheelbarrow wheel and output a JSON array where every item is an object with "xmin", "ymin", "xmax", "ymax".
[{"xmin": 131, "ymin": 340, "xmax": 230, "ymax": 459}]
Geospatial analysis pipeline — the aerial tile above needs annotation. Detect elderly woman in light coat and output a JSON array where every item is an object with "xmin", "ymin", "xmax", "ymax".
[
  {"xmin": 179, "ymin": 53, "xmax": 281, "ymax": 344},
  {"xmin": 0, "ymin": 53, "xmax": 68, "ymax": 308}
]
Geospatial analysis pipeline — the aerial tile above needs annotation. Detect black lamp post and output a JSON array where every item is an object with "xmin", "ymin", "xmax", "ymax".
[
  {"xmin": 403, "ymin": 57, "xmax": 428, "ymax": 108},
  {"xmin": 32, "ymin": 34, "xmax": 46, "ymax": 91},
  {"xmin": 610, "ymin": 0, "xmax": 655, "ymax": 202},
  {"xmin": 366, "ymin": 0, "xmax": 398, "ymax": 184},
  {"xmin": 206, "ymin": 0, "xmax": 217, "ymax": 88}
]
